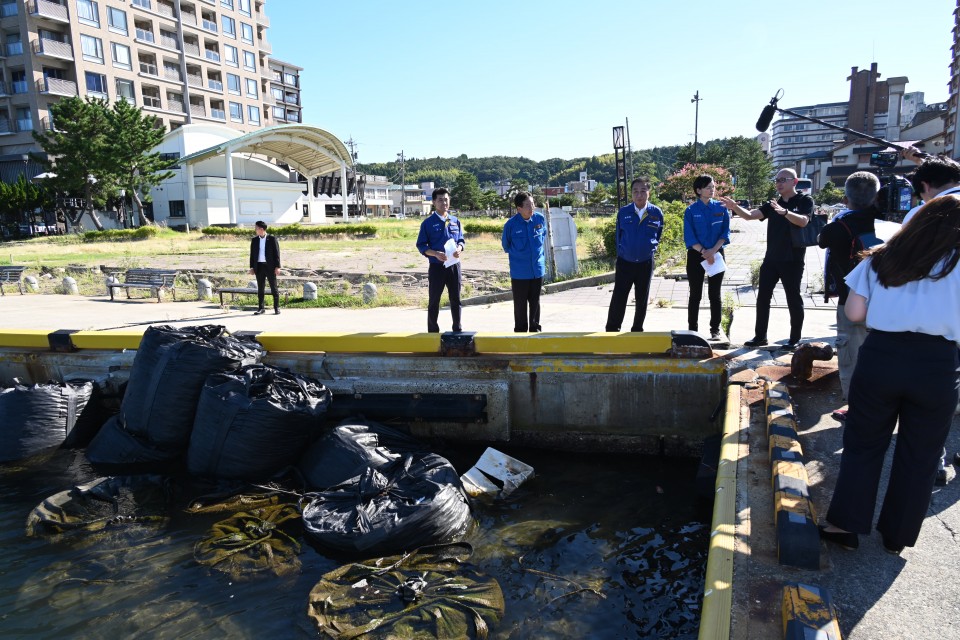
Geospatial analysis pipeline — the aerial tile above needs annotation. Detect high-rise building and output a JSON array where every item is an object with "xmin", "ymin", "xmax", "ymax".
[
  {"xmin": 946, "ymin": 0, "xmax": 960, "ymax": 158},
  {"xmin": 0, "ymin": 0, "xmax": 299, "ymax": 182}
]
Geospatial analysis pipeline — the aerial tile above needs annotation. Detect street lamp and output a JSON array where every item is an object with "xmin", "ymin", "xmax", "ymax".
[{"xmin": 691, "ymin": 91, "xmax": 702, "ymax": 163}]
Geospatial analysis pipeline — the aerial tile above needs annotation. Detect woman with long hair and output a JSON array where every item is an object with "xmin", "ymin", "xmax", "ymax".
[
  {"xmin": 682, "ymin": 175, "xmax": 730, "ymax": 339},
  {"xmin": 819, "ymin": 194, "xmax": 960, "ymax": 555}
]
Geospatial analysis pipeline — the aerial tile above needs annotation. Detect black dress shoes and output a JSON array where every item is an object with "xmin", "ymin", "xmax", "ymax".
[
  {"xmin": 253, "ymin": 308, "xmax": 265, "ymax": 315},
  {"xmin": 818, "ymin": 525, "xmax": 859, "ymax": 550}
]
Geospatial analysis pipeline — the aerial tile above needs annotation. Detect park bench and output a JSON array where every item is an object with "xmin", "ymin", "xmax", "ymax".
[
  {"xmin": 215, "ymin": 285, "xmax": 291, "ymax": 307},
  {"xmin": 107, "ymin": 268, "xmax": 178, "ymax": 302},
  {"xmin": 0, "ymin": 265, "xmax": 26, "ymax": 295}
]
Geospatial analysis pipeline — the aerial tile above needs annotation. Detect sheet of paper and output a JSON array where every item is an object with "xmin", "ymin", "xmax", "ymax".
[
  {"xmin": 701, "ymin": 253, "xmax": 726, "ymax": 277},
  {"xmin": 443, "ymin": 238, "xmax": 460, "ymax": 268}
]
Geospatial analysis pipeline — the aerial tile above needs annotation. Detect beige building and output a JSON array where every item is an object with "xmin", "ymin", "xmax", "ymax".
[{"xmin": 0, "ymin": 0, "xmax": 299, "ymax": 181}]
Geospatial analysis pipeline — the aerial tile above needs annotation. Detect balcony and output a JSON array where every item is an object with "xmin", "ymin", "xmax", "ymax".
[
  {"xmin": 167, "ymin": 100, "xmax": 185, "ymax": 113},
  {"xmin": 5, "ymin": 42, "xmax": 23, "ymax": 56},
  {"xmin": 186, "ymin": 73, "xmax": 203, "ymax": 88},
  {"xmin": 135, "ymin": 28, "xmax": 156, "ymax": 43},
  {"xmin": 0, "ymin": 3, "xmax": 17, "ymax": 18},
  {"xmin": 257, "ymin": 38, "xmax": 271, "ymax": 53},
  {"xmin": 0, "ymin": 82, "xmax": 6, "ymax": 97},
  {"xmin": 183, "ymin": 41, "xmax": 200, "ymax": 56},
  {"xmin": 201, "ymin": 18, "xmax": 217, "ymax": 32},
  {"xmin": 16, "ymin": 118, "xmax": 33, "ymax": 132},
  {"xmin": 207, "ymin": 78, "xmax": 223, "ymax": 91},
  {"xmin": 133, "ymin": 0, "xmax": 152, "ymax": 9},
  {"xmin": 28, "ymin": 0, "xmax": 69, "ymax": 23},
  {"xmin": 204, "ymin": 49, "xmax": 220, "ymax": 62},
  {"xmin": 12, "ymin": 80, "xmax": 28, "ymax": 93},
  {"xmin": 189, "ymin": 103, "xmax": 206, "ymax": 117},
  {"xmin": 139, "ymin": 61, "xmax": 159, "ymax": 76},
  {"xmin": 181, "ymin": 12, "xmax": 197, "ymax": 26},
  {"xmin": 163, "ymin": 68, "xmax": 183, "ymax": 83},
  {"xmin": 143, "ymin": 95, "xmax": 162, "ymax": 108},
  {"xmin": 33, "ymin": 38, "xmax": 74, "ymax": 61},
  {"xmin": 156, "ymin": 3, "xmax": 176, "ymax": 19},
  {"xmin": 160, "ymin": 33, "xmax": 181, "ymax": 50},
  {"xmin": 0, "ymin": 118, "xmax": 12, "ymax": 135},
  {"xmin": 255, "ymin": 12, "xmax": 269, "ymax": 27},
  {"xmin": 210, "ymin": 108, "xmax": 225, "ymax": 120},
  {"xmin": 37, "ymin": 76, "xmax": 78, "ymax": 97}
]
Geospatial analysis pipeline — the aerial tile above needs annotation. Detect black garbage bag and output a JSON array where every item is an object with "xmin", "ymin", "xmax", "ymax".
[
  {"xmin": 87, "ymin": 325, "xmax": 264, "ymax": 465},
  {"xmin": 302, "ymin": 453, "xmax": 474, "ymax": 557},
  {"xmin": 0, "ymin": 380, "xmax": 97, "ymax": 462},
  {"xmin": 298, "ymin": 419, "xmax": 426, "ymax": 490},
  {"xmin": 85, "ymin": 414, "xmax": 177, "ymax": 466},
  {"xmin": 25, "ymin": 475, "xmax": 171, "ymax": 537},
  {"xmin": 307, "ymin": 543, "xmax": 504, "ymax": 639},
  {"xmin": 187, "ymin": 364, "xmax": 332, "ymax": 480},
  {"xmin": 194, "ymin": 503, "xmax": 302, "ymax": 580}
]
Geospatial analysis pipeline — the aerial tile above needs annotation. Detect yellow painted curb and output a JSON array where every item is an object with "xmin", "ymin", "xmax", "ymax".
[
  {"xmin": 0, "ymin": 329, "xmax": 51, "ymax": 348},
  {"xmin": 698, "ymin": 384, "xmax": 740, "ymax": 640},
  {"xmin": 69, "ymin": 330, "xmax": 147, "ymax": 350},
  {"xmin": 253, "ymin": 332, "xmax": 441, "ymax": 353},
  {"xmin": 473, "ymin": 332, "xmax": 673, "ymax": 354}
]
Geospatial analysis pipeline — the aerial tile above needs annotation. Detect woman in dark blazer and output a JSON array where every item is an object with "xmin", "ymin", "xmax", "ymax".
[{"xmin": 248, "ymin": 220, "xmax": 281, "ymax": 314}]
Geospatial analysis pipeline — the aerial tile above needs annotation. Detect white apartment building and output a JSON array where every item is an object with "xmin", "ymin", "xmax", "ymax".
[{"xmin": 0, "ymin": 0, "xmax": 300, "ymax": 182}]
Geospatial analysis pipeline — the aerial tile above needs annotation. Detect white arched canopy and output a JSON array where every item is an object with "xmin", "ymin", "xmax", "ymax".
[{"xmin": 176, "ymin": 124, "xmax": 354, "ymax": 223}]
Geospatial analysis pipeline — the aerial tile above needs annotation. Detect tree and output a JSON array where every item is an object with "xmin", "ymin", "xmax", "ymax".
[
  {"xmin": 450, "ymin": 170, "xmax": 481, "ymax": 210},
  {"xmin": 815, "ymin": 181, "xmax": 844, "ymax": 205},
  {"xmin": 587, "ymin": 183, "xmax": 610, "ymax": 206},
  {"xmin": 659, "ymin": 164, "xmax": 734, "ymax": 202},
  {"xmin": 723, "ymin": 137, "xmax": 774, "ymax": 205},
  {"xmin": 106, "ymin": 99, "xmax": 175, "ymax": 227},
  {"xmin": 33, "ymin": 97, "xmax": 112, "ymax": 230}
]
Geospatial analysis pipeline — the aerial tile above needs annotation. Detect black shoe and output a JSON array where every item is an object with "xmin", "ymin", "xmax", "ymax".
[
  {"xmin": 881, "ymin": 533, "xmax": 904, "ymax": 555},
  {"xmin": 274, "ymin": 309, "xmax": 280, "ymax": 315},
  {"xmin": 744, "ymin": 336, "xmax": 768, "ymax": 347},
  {"xmin": 253, "ymin": 308, "xmax": 265, "ymax": 315},
  {"xmin": 818, "ymin": 525, "xmax": 859, "ymax": 550},
  {"xmin": 710, "ymin": 329, "xmax": 721, "ymax": 341},
  {"xmin": 782, "ymin": 340, "xmax": 800, "ymax": 352}
]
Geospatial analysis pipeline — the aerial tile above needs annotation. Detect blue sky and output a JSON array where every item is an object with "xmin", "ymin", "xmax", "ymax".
[{"xmin": 267, "ymin": 0, "xmax": 956, "ymax": 163}]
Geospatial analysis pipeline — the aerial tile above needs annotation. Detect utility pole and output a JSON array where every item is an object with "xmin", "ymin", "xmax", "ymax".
[
  {"xmin": 691, "ymin": 91, "xmax": 702, "ymax": 163},
  {"xmin": 345, "ymin": 136, "xmax": 359, "ymax": 164},
  {"xmin": 397, "ymin": 150, "xmax": 405, "ymax": 218}
]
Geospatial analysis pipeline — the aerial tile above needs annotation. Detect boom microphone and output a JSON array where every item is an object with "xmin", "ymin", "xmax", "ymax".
[{"xmin": 756, "ymin": 103, "xmax": 777, "ymax": 132}]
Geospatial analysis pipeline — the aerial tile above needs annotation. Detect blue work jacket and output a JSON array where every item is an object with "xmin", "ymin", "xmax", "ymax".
[
  {"xmin": 501, "ymin": 211, "xmax": 547, "ymax": 280},
  {"xmin": 683, "ymin": 199, "xmax": 731, "ymax": 250},
  {"xmin": 615, "ymin": 202, "xmax": 664, "ymax": 263},
  {"xmin": 416, "ymin": 212, "xmax": 465, "ymax": 265}
]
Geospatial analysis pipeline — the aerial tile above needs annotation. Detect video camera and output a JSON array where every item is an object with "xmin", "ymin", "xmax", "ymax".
[
  {"xmin": 876, "ymin": 175, "xmax": 914, "ymax": 218},
  {"xmin": 870, "ymin": 151, "xmax": 900, "ymax": 168}
]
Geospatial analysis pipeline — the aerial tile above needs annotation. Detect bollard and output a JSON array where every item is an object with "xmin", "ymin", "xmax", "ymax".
[
  {"xmin": 24, "ymin": 276, "xmax": 39, "ymax": 292},
  {"xmin": 362, "ymin": 282, "xmax": 378, "ymax": 304},
  {"xmin": 62, "ymin": 276, "xmax": 79, "ymax": 295},
  {"xmin": 303, "ymin": 281, "xmax": 318, "ymax": 301},
  {"xmin": 197, "ymin": 278, "xmax": 213, "ymax": 300}
]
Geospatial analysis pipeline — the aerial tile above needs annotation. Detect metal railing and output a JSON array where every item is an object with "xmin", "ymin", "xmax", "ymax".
[
  {"xmin": 139, "ymin": 61, "xmax": 158, "ymax": 75},
  {"xmin": 0, "ymin": 119, "xmax": 12, "ymax": 134},
  {"xmin": 204, "ymin": 49, "xmax": 220, "ymax": 62},
  {"xmin": 16, "ymin": 118, "xmax": 34, "ymax": 132},
  {"xmin": 133, "ymin": 0, "xmax": 151, "ymax": 9},
  {"xmin": 143, "ymin": 95, "xmax": 162, "ymax": 108},
  {"xmin": 181, "ymin": 12, "xmax": 197, "ymax": 25},
  {"xmin": 29, "ymin": 0, "xmax": 69, "ymax": 22},
  {"xmin": 189, "ymin": 103, "xmax": 206, "ymax": 117},
  {"xmin": 166, "ymin": 100, "xmax": 185, "ymax": 113},
  {"xmin": 0, "ymin": 3, "xmax": 17, "ymax": 17},
  {"xmin": 186, "ymin": 73, "xmax": 203, "ymax": 87},
  {"xmin": 201, "ymin": 19, "xmax": 217, "ymax": 32},
  {"xmin": 5, "ymin": 42, "xmax": 23, "ymax": 56},
  {"xmin": 160, "ymin": 34, "xmax": 180, "ymax": 50},
  {"xmin": 36, "ymin": 76, "xmax": 78, "ymax": 96},
  {"xmin": 135, "ymin": 28, "xmax": 155, "ymax": 43},
  {"xmin": 207, "ymin": 78, "xmax": 223, "ymax": 91},
  {"xmin": 183, "ymin": 41, "xmax": 200, "ymax": 56},
  {"xmin": 0, "ymin": 82, "xmax": 6, "ymax": 96},
  {"xmin": 33, "ymin": 38, "xmax": 74, "ymax": 60},
  {"xmin": 210, "ymin": 108, "xmax": 225, "ymax": 120},
  {"xmin": 163, "ymin": 68, "xmax": 183, "ymax": 82},
  {"xmin": 12, "ymin": 80, "xmax": 28, "ymax": 94},
  {"xmin": 156, "ymin": 3, "xmax": 175, "ymax": 18}
]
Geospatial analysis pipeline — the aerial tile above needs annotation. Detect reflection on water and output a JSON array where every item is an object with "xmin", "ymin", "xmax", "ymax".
[{"xmin": 0, "ymin": 446, "xmax": 708, "ymax": 639}]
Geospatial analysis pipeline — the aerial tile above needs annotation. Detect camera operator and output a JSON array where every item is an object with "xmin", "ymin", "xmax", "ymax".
[{"xmin": 900, "ymin": 147, "xmax": 960, "ymax": 225}]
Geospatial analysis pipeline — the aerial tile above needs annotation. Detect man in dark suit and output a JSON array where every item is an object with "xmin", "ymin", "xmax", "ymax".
[{"xmin": 248, "ymin": 220, "xmax": 281, "ymax": 315}]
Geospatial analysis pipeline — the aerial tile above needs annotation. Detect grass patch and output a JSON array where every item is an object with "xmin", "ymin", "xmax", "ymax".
[
  {"xmin": 82, "ymin": 226, "xmax": 162, "ymax": 242},
  {"xmin": 201, "ymin": 223, "xmax": 376, "ymax": 237}
]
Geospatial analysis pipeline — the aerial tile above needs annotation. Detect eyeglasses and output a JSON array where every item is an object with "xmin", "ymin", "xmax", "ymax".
[{"xmin": 774, "ymin": 177, "xmax": 792, "ymax": 184}]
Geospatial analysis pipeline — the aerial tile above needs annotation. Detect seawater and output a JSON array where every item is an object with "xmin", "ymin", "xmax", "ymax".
[{"xmin": 0, "ymin": 446, "xmax": 708, "ymax": 639}]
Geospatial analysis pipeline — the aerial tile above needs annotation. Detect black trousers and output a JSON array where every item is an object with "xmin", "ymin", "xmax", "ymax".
[
  {"xmin": 427, "ymin": 262, "xmax": 462, "ymax": 333},
  {"xmin": 755, "ymin": 258, "xmax": 804, "ymax": 341},
  {"xmin": 254, "ymin": 262, "xmax": 279, "ymax": 310},
  {"xmin": 605, "ymin": 256, "xmax": 654, "ymax": 332},
  {"xmin": 686, "ymin": 248, "xmax": 724, "ymax": 333},
  {"xmin": 826, "ymin": 331, "xmax": 960, "ymax": 548},
  {"xmin": 511, "ymin": 277, "xmax": 543, "ymax": 332}
]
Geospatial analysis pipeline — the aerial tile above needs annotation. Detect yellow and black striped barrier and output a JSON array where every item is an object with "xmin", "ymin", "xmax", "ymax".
[
  {"xmin": 782, "ymin": 583, "xmax": 842, "ymax": 640},
  {"xmin": 765, "ymin": 381, "xmax": 820, "ymax": 571}
]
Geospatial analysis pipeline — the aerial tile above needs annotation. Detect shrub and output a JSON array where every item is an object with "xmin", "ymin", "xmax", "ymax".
[
  {"xmin": 462, "ymin": 221, "xmax": 505, "ymax": 234},
  {"xmin": 598, "ymin": 200, "xmax": 685, "ymax": 266},
  {"xmin": 201, "ymin": 223, "xmax": 376, "ymax": 237},
  {"xmin": 82, "ymin": 226, "xmax": 160, "ymax": 242}
]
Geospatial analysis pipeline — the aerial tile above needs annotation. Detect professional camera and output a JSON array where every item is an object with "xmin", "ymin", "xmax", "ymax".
[
  {"xmin": 876, "ymin": 175, "xmax": 914, "ymax": 219},
  {"xmin": 870, "ymin": 151, "xmax": 900, "ymax": 168}
]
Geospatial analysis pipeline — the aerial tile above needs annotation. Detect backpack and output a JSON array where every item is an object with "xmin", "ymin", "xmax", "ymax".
[{"xmin": 823, "ymin": 220, "xmax": 883, "ymax": 300}]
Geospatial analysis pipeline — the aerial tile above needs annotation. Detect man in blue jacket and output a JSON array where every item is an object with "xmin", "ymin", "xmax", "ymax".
[
  {"xmin": 605, "ymin": 177, "xmax": 664, "ymax": 332},
  {"xmin": 416, "ymin": 187, "xmax": 465, "ymax": 332},
  {"xmin": 502, "ymin": 191, "xmax": 546, "ymax": 332}
]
